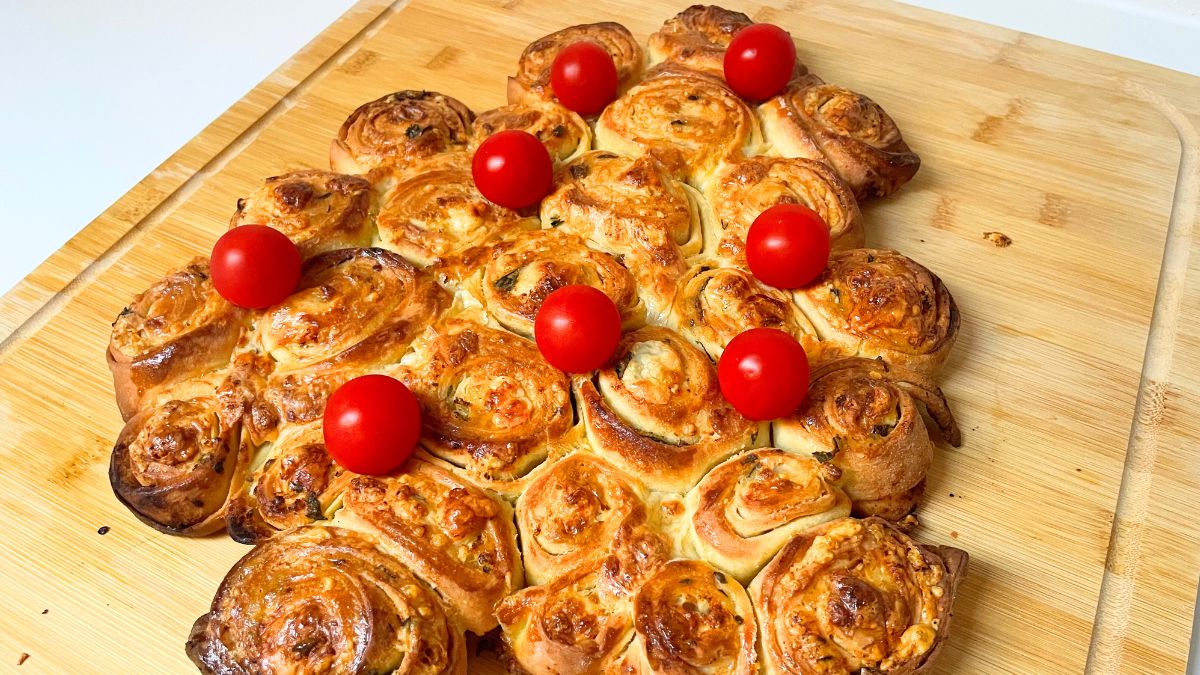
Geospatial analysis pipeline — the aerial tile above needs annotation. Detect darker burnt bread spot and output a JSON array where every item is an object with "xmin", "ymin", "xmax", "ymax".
[{"xmin": 274, "ymin": 180, "xmax": 315, "ymax": 210}]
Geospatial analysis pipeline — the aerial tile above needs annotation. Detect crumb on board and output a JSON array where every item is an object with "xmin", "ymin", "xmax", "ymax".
[
  {"xmin": 1076, "ymin": 468, "xmax": 1083, "ymax": 472},
  {"xmin": 950, "ymin": 531, "xmax": 959, "ymax": 539},
  {"xmin": 983, "ymin": 231, "xmax": 1013, "ymax": 247},
  {"xmin": 97, "ymin": 525, "xmax": 110, "ymax": 535},
  {"xmin": 18, "ymin": 653, "xmax": 29, "ymax": 666},
  {"xmin": 41, "ymin": 609, "xmax": 48, "ymax": 615}
]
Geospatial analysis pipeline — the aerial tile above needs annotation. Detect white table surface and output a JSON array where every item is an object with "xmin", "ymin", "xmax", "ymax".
[{"xmin": 1, "ymin": 0, "xmax": 1197, "ymax": 671}]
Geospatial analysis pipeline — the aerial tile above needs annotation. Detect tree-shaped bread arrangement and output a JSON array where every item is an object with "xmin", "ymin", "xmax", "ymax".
[{"xmin": 107, "ymin": 6, "xmax": 969, "ymax": 673}]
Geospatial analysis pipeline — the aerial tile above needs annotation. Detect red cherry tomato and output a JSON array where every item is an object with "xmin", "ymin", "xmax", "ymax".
[
  {"xmin": 323, "ymin": 374, "xmax": 422, "ymax": 475},
  {"xmin": 534, "ymin": 285, "xmax": 622, "ymax": 373},
  {"xmin": 209, "ymin": 224, "xmax": 302, "ymax": 308},
  {"xmin": 472, "ymin": 129, "xmax": 554, "ymax": 209},
  {"xmin": 745, "ymin": 203, "xmax": 831, "ymax": 289},
  {"xmin": 550, "ymin": 41, "xmax": 619, "ymax": 115},
  {"xmin": 718, "ymin": 328, "xmax": 810, "ymax": 421},
  {"xmin": 723, "ymin": 23, "xmax": 797, "ymax": 101}
]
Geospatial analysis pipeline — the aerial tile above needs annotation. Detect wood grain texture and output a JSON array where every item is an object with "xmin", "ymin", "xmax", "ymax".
[{"xmin": 0, "ymin": 1, "xmax": 1197, "ymax": 673}]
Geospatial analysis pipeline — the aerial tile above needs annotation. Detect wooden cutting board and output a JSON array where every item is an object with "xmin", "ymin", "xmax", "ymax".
[{"xmin": 1, "ymin": 0, "xmax": 1197, "ymax": 672}]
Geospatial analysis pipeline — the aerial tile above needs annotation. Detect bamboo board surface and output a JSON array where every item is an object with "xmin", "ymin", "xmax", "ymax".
[{"xmin": 1, "ymin": 0, "xmax": 1198, "ymax": 672}]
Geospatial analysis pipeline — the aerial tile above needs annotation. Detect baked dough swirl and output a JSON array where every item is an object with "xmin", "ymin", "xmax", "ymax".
[
  {"xmin": 471, "ymin": 228, "xmax": 645, "ymax": 338},
  {"xmin": 773, "ymin": 357, "xmax": 961, "ymax": 520},
  {"xmin": 576, "ymin": 326, "xmax": 763, "ymax": 492},
  {"xmin": 398, "ymin": 318, "xmax": 573, "ymax": 497},
  {"xmin": 647, "ymin": 5, "xmax": 755, "ymax": 77},
  {"xmin": 508, "ymin": 22, "xmax": 644, "ymax": 107},
  {"xmin": 516, "ymin": 452, "xmax": 659, "ymax": 585},
  {"xmin": 706, "ymin": 156, "xmax": 864, "ymax": 264},
  {"xmin": 540, "ymin": 151, "xmax": 701, "ymax": 316},
  {"xmin": 472, "ymin": 102, "xmax": 592, "ymax": 165},
  {"xmin": 668, "ymin": 261, "xmax": 822, "ymax": 361},
  {"xmin": 595, "ymin": 68, "xmax": 763, "ymax": 186},
  {"xmin": 330, "ymin": 90, "xmax": 474, "ymax": 178},
  {"xmin": 230, "ymin": 170, "xmax": 373, "ymax": 257},
  {"xmin": 333, "ymin": 454, "xmax": 522, "ymax": 634},
  {"xmin": 760, "ymin": 79, "xmax": 921, "ymax": 200},
  {"xmin": 224, "ymin": 422, "xmax": 351, "ymax": 543},
  {"xmin": 376, "ymin": 153, "xmax": 537, "ymax": 267},
  {"xmin": 683, "ymin": 448, "xmax": 851, "ymax": 583},
  {"xmin": 614, "ymin": 558, "xmax": 758, "ymax": 675},
  {"xmin": 107, "ymin": 259, "xmax": 244, "ymax": 420},
  {"xmin": 794, "ymin": 248, "xmax": 959, "ymax": 376},
  {"xmin": 245, "ymin": 248, "xmax": 449, "ymax": 440},
  {"xmin": 187, "ymin": 526, "xmax": 467, "ymax": 674},
  {"xmin": 109, "ymin": 382, "xmax": 247, "ymax": 536},
  {"xmin": 748, "ymin": 517, "xmax": 967, "ymax": 674}
]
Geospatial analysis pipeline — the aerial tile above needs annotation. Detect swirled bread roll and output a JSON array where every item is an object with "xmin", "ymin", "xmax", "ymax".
[
  {"xmin": 460, "ymin": 228, "xmax": 645, "ymax": 338},
  {"xmin": 397, "ymin": 318, "xmax": 573, "ymax": 497},
  {"xmin": 541, "ymin": 151, "xmax": 701, "ymax": 316},
  {"xmin": 508, "ymin": 22, "xmax": 644, "ymax": 107},
  {"xmin": 613, "ymin": 558, "xmax": 758, "ymax": 675},
  {"xmin": 516, "ymin": 452, "xmax": 661, "ymax": 585},
  {"xmin": 497, "ymin": 544, "xmax": 666, "ymax": 675},
  {"xmin": 107, "ymin": 260, "xmax": 244, "ymax": 420},
  {"xmin": 595, "ymin": 68, "xmax": 763, "ymax": 186},
  {"xmin": 576, "ymin": 326, "xmax": 764, "ymax": 492},
  {"xmin": 332, "ymin": 453, "xmax": 522, "ymax": 634},
  {"xmin": 667, "ymin": 261, "xmax": 823, "ymax": 361},
  {"xmin": 376, "ymin": 153, "xmax": 538, "ymax": 267},
  {"xmin": 109, "ymin": 380, "xmax": 248, "ymax": 536},
  {"xmin": 224, "ymin": 422, "xmax": 351, "ymax": 543},
  {"xmin": 230, "ymin": 170, "xmax": 373, "ymax": 257},
  {"xmin": 760, "ymin": 79, "xmax": 920, "ymax": 200},
  {"xmin": 683, "ymin": 448, "xmax": 850, "ymax": 583},
  {"xmin": 749, "ymin": 517, "xmax": 967, "ymax": 674},
  {"xmin": 794, "ymin": 249, "xmax": 959, "ymax": 376},
  {"xmin": 773, "ymin": 357, "xmax": 961, "ymax": 520},
  {"xmin": 473, "ymin": 102, "xmax": 592, "ymax": 165},
  {"xmin": 330, "ymin": 90, "xmax": 473, "ymax": 178},
  {"xmin": 647, "ymin": 5, "xmax": 755, "ymax": 77},
  {"xmin": 187, "ymin": 526, "xmax": 467, "ymax": 674},
  {"xmin": 706, "ymin": 156, "xmax": 864, "ymax": 264},
  {"xmin": 246, "ymin": 247, "xmax": 450, "ymax": 440}
]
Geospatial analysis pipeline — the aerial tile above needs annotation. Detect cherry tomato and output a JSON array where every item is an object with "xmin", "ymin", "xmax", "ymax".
[
  {"xmin": 745, "ymin": 203, "xmax": 831, "ymax": 289},
  {"xmin": 209, "ymin": 224, "xmax": 302, "ymax": 308},
  {"xmin": 534, "ymin": 285, "xmax": 622, "ymax": 373},
  {"xmin": 323, "ymin": 374, "xmax": 422, "ymax": 475},
  {"xmin": 550, "ymin": 41, "xmax": 619, "ymax": 115},
  {"xmin": 472, "ymin": 129, "xmax": 554, "ymax": 209},
  {"xmin": 723, "ymin": 23, "xmax": 797, "ymax": 101},
  {"xmin": 718, "ymin": 328, "xmax": 810, "ymax": 421}
]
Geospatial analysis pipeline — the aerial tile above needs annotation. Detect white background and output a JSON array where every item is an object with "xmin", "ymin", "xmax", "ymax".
[{"xmin": 0, "ymin": 0, "xmax": 1197, "ymax": 670}]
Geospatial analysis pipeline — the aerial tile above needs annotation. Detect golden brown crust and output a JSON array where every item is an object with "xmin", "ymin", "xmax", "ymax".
[
  {"xmin": 332, "ymin": 454, "xmax": 523, "ymax": 634},
  {"xmin": 576, "ymin": 326, "xmax": 763, "ymax": 493},
  {"xmin": 773, "ymin": 357, "xmax": 961, "ymax": 520},
  {"xmin": 508, "ymin": 22, "xmax": 644, "ymax": 108},
  {"xmin": 706, "ymin": 156, "xmax": 864, "ymax": 264},
  {"xmin": 230, "ymin": 170, "xmax": 373, "ymax": 258},
  {"xmin": 109, "ymin": 382, "xmax": 248, "ymax": 536},
  {"xmin": 516, "ymin": 452, "xmax": 659, "ymax": 586},
  {"xmin": 376, "ymin": 152, "xmax": 538, "ymax": 267},
  {"xmin": 615, "ymin": 558, "xmax": 758, "ymax": 674},
  {"xmin": 540, "ymin": 151, "xmax": 701, "ymax": 317},
  {"xmin": 647, "ymin": 5, "xmax": 756, "ymax": 77},
  {"xmin": 245, "ymin": 247, "xmax": 450, "ymax": 441},
  {"xmin": 684, "ymin": 448, "xmax": 851, "ymax": 583},
  {"xmin": 667, "ymin": 261, "xmax": 823, "ymax": 361},
  {"xmin": 456, "ymin": 228, "xmax": 645, "ymax": 338},
  {"xmin": 187, "ymin": 526, "xmax": 467, "ymax": 674},
  {"xmin": 595, "ymin": 68, "xmax": 762, "ymax": 186},
  {"xmin": 760, "ymin": 80, "xmax": 921, "ymax": 200},
  {"xmin": 224, "ymin": 422, "xmax": 351, "ymax": 544},
  {"xmin": 472, "ymin": 102, "xmax": 592, "ymax": 165},
  {"xmin": 748, "ymin": 517, "xmax": 966, "ymax": 674},
  {"xmin": 794, "ymin": 249, "xmax": 959, "ymax": 376},
  {"xmin": 330, "ymin": 90, "xmax": 473, "ymax": 178},
  {"xmin": 397, "ymin": 318, "xmax": 574, "ymax": 498},
  {"xmin": 107, "ymin": 259, "xmax": 244, "ymax": 420}
]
